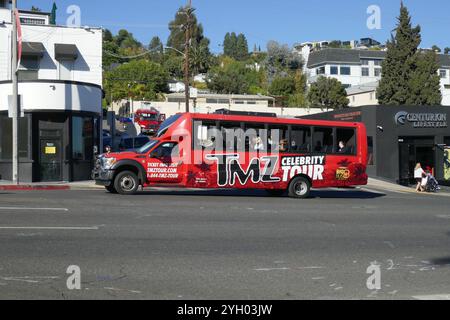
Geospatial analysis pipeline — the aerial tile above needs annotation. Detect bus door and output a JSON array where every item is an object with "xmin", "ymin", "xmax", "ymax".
[{"xmin": 147, "ymin": 141, "xmax": 185, "ymax": 184}]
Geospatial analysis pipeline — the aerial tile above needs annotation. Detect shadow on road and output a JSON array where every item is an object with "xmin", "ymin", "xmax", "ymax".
[
  {"xmin": 430, "ymin": 257, "xmax": 450, "ymax": 266},
  {"xmin": 429, "ymin": 231, "xmax": 450, "ymax": 267},
  {"xmin": 133, "ymin": 188, "xmax": 385, "ymax": 199}
]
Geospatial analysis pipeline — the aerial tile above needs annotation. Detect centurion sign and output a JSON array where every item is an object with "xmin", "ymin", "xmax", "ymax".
[{"xmin": 395, "ymin": 111, "xmax": 447, "ymax": 128}]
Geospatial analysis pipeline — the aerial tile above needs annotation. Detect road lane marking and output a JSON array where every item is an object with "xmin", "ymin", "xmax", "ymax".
[
  {"xmin": 0, "ymin": 207, "xmax": 69, "ymax": 211},
  {"xmin": 0, "ymin": 226, "xmax": 99, "ymax": 230}
]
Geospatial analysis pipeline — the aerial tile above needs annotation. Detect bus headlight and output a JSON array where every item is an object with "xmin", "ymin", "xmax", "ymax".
[{"xmin": 103, "ymin": 157, "xmax": 117, "ymax": 169}]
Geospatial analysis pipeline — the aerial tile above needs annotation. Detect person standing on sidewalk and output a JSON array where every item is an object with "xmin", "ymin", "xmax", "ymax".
[{"xmin": 414, "ymin": 163, "xmax": 426, "ymax": 192}]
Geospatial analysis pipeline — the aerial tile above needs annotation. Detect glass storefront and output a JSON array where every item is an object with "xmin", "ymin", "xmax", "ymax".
[{"xmin": 0, "ymin": 112, "xmax": 100, "ymax": 182}]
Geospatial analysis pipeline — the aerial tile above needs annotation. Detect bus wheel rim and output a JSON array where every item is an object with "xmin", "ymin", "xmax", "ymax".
[
  {"xmin": 295, "ymin": 181, "xmax": 308, "ymax": 196},
  {"xmin": 120, "ymin": 176, "xmax": 135, "ymax": 191}
]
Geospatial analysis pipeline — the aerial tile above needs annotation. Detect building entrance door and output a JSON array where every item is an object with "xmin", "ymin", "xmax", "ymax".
[
  {"xmin": 398, "ymin": 137, "xmax": 435, "ymax": 186},
  {"xmin": 39, "ymin": 130, "xmax": 63, "ymax": 182}
]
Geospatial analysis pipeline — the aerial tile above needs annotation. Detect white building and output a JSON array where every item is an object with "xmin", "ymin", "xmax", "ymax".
[
  {"xmin": 126, "ymin": 93, "xmax": 324, "ymax": 119},
  {"xmin": 301, "ymin": 48, "xmax": 450, "ymax": 106},
  {"xmin": 0, "ymin": 2, "xmax": 103, "ymax": 182}
]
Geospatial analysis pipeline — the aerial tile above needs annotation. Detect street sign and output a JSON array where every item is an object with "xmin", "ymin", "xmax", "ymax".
[
  {"xmin": 8, "ymin": 95, "xmax": 24, "ymax": 118},
  {"xmin": 190, "ymin": 87, "xmax": 198, "ymax": 99}
]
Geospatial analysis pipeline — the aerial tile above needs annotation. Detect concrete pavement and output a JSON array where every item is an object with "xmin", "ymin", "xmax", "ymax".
[{"xmin": 0, "ymin": 186, "xmax": 450, "ymax": 299}]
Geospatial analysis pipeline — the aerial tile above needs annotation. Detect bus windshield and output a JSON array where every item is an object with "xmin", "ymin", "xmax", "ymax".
[
  {"xmin": 136, "ymin": 139, "xmax": 158, "ymax": 154},
  {"xmin": 157, "ymin": 114, "xmax": 182, "ymax": 137},
  {"xmin": 139, "ymin": 113, "xmax": 158, "ymax": 121}
]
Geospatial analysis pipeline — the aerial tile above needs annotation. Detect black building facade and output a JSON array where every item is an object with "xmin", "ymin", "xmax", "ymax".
[
  {"xmin": 302, "ymin": 105, "xmax": 450, "ymax": 185},
  {"xmin": 0, "ymin": 110, "xmax": 101, "ymax": 183}
]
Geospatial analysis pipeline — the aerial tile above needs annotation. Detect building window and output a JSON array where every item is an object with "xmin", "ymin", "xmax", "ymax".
[
  {"xmin": 361, "ymin": 59, "xmax": 370, "ymax": 66},
  {"xmin": 340, "ymin": 66, "xmax": 351, "ymax": 75},
  {"xmin": 167, "ymin": 98, "xmax": 185, "ymax": 103},
  {"xmin": 330, "ymin": 66, "xmax": 338, "ymax": 75},
  {"xmin": 20, "ymin": 17, "xmax": 46, "ymax": 25},
  {"xmin": 445, "ymin": 85, "xmax": 450, "ymax": 89},
  {"xmin": 374, "ymin": 68, "xmax": 382, "ymax": 77},
  {"xmin": 234, "ymin": 100, "xmax": 245, "ymax": 104},
  {"xmin": 18, "ymin": 56, "xmax": 39, "ymax": 81},
  {"xmin": 374, "ymin": 60, "xmax": 383, "ymax": 66},
  {"xmin": 316, "ymin": 66, "xmax": 325, "ymax": 75},
  {"xmin": 0, "ymin": 114, "xmax": 30, "ymax": 161},
  {"xmin": 72, "ymin": 117, "xmax": 94, "ymax": 161},
  {"xmin": 362, "ymin": 67, "xmax": 370, "ymax": 77},
  {"xmin": 439, "ymin": 69, "xmax": 447, "ymax": 79}
]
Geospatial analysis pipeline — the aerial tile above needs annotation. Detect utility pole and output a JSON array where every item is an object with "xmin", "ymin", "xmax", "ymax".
[
  {"xmin": 183, "ymin": 0, "xmax": 193, "ymax": 113},
  {"xmin": 12, "ymin": 0, "xmax": 19, "ymax": 184}
]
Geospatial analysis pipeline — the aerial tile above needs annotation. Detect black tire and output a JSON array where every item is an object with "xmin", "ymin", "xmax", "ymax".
[
  {"xmin": 105, "ymin": 185, "xmax": 117, "ymax": 194},
  {"xmin": 114, "ymin": 170, "xmax": 139, "ymax": 195},
  {"xmin": 266, "ymin": 189, "xmax": 286, "ymax": 197},
  {"xmin": 288, "ymin": 176, "xmax": 311, "ymax": 199}
]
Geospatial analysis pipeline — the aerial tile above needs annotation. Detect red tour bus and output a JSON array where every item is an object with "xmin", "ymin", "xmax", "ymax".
[{"xmin": 93, "ymin": 111, "xmax": 368, "ymax": 198}]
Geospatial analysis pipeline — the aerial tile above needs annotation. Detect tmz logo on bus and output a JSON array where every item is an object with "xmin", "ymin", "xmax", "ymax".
[{"xmin": 205, "ymin": 154, "xmax": 325, "ymax": 187}]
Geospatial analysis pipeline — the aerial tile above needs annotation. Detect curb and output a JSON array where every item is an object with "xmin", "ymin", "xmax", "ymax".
[{"xmin": 0, "ymin": 185, "xmax": 71, "ymax": 191}]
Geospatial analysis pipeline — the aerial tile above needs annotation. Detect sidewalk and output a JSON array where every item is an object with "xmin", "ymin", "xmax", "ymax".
[
  {"xmin": 1, "ymin": 177, "xmax": 449, "ymax": 195},
  {"xmin": 365, "ymin": 177, "xmax": 450, "ymax": 196},
  {"xmin": 0, "ymin": 180, "xmax": 103, "ymax": 191}
]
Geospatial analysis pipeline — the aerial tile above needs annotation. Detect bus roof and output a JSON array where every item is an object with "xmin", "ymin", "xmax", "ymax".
[{"xmin": 182, "ymin": 112, "xmax": 364, "ymax": 128}]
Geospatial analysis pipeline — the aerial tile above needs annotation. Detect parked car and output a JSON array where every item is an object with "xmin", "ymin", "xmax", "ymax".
[{"xmin": 118, "ymin": 136, "xmax": 151, "ymax": 151}]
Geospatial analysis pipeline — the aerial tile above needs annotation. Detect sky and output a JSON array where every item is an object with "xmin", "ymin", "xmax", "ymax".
[{"xmin": 23, "ymin": 0, "xmax": 450, "ymax": 53}]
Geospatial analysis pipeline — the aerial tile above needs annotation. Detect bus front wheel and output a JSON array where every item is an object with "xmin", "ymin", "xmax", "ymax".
[
  {"xmin": 288, "ymin": 176, "xmax": 311, "ymax": 199},
  {"xmin": 114, "ymin": 171, "xmax": 139, "ymax": 195}
]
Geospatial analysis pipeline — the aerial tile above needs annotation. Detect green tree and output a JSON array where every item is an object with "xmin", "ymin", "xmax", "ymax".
[
  {"xmin": 266, "ymin": 40, "xmax": 303, "ymax": 80},
  {"xmin": 407, "ymin": 51, "xmax": 442, "ymax": 105},
  {"xmin": 235, "ymin": 34, "xmax": 249, "ymax": 61},
  {"xmin": 114, "ymin": 29, "xmax": 141, "ymax": 49},
  {"xmin": 31, "ymin": 6, "xmax": 41, "ymax": 12},
  {"xmin": 103, "ymin": 29, "xmax": 113, "ymax": 42},
  {"xmin": 223, "ymin": 33, "xmax": 249, "ymax": 61},
  {"xmin": 377, "ymin": 3, "xmax": 426, "ymax": 105},
  {"xmin": 307, "ymin": 76, "xmax": 349, "ymax": 111},
  {"xmin": 445, "ymin": 47, "xmax": 450, "ymax": 55},
  {"xmin": 269, "ymin": 76, "xmax": 296, "ymax": 96},
  {"xmin": 431, "ymin": 45, "xmax": 441, "ymax": 53},
  {"xmin": 207, "ymin": 58, "xmax": 264, "ymax": 94},
  {"xmin": 149, "ymin": 36, "xmax": 164, "ymax": 54},
  {"xmin": 167, "ymin": 6, "xmax": 207, "ymax": 52},
  {"xmin": 149, "ymin": 36, "xmax": 164, "ymax": 63},
  {"xmin": 189, "ymin": 38, "xmax": 212, "ymax": 75},
  {"xmin": 104, "ymin": 60, "xmax": 169, "ymax": 102}
]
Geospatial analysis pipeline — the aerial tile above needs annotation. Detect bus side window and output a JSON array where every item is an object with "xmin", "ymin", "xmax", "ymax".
[
  {"xmin": 336, "ymin": 128, "xmax": 356, "ymax": 155},
  {"xmin": 220, "ymin": 121, "xmax": 243, "ymax": 152},
  {"xmin": 291, "ymin": 126, "xmax": 312, "ymax": 153},
  {"xmin": 313, "ymin": 127, "xmax": 334, "ymax": 154},
  {"xmin": 267, "ymin": 125, "xmax": 289, "ymax": 153},
  {"xmin": 194, "ymin": 120, "xmax": 219, "ymax": 150},
  {"xmin": 243, "ymin": 122, "xmax": 267, "ymax": 152}
]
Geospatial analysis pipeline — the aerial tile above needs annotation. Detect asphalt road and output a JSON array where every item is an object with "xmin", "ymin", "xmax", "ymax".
[{"xmin": 0, "ymin": 186, "xmax": 449, "ymax": 300}]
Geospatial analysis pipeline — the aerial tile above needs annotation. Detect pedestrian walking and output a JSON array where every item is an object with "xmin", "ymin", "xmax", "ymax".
[{"xmin": 414, "ymin": 163, "xmax": 426, "ymax": 192}]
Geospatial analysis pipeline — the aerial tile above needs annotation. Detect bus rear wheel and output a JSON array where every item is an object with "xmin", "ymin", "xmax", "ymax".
[
  {"xmin": 288, "ymin": 176, "xmax": 311, "ymax": 199},
  {"xmin": 114, "ymin": 171, "xmax": 139, "ymax": 195}
]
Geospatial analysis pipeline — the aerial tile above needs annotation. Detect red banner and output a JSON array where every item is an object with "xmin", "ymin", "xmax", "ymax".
[{"xmin": 14, "ymin": 9, "xmax": 22, "ymax": 71}]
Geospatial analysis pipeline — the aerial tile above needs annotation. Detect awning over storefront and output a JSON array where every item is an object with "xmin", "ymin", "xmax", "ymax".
[
  {"xmin": 22, "ymin": 42, "xmax": 46, "ymax": 57},
  {"xmin": 54, "ymin": 44, "xmax": 78, "ymax": 60}
]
